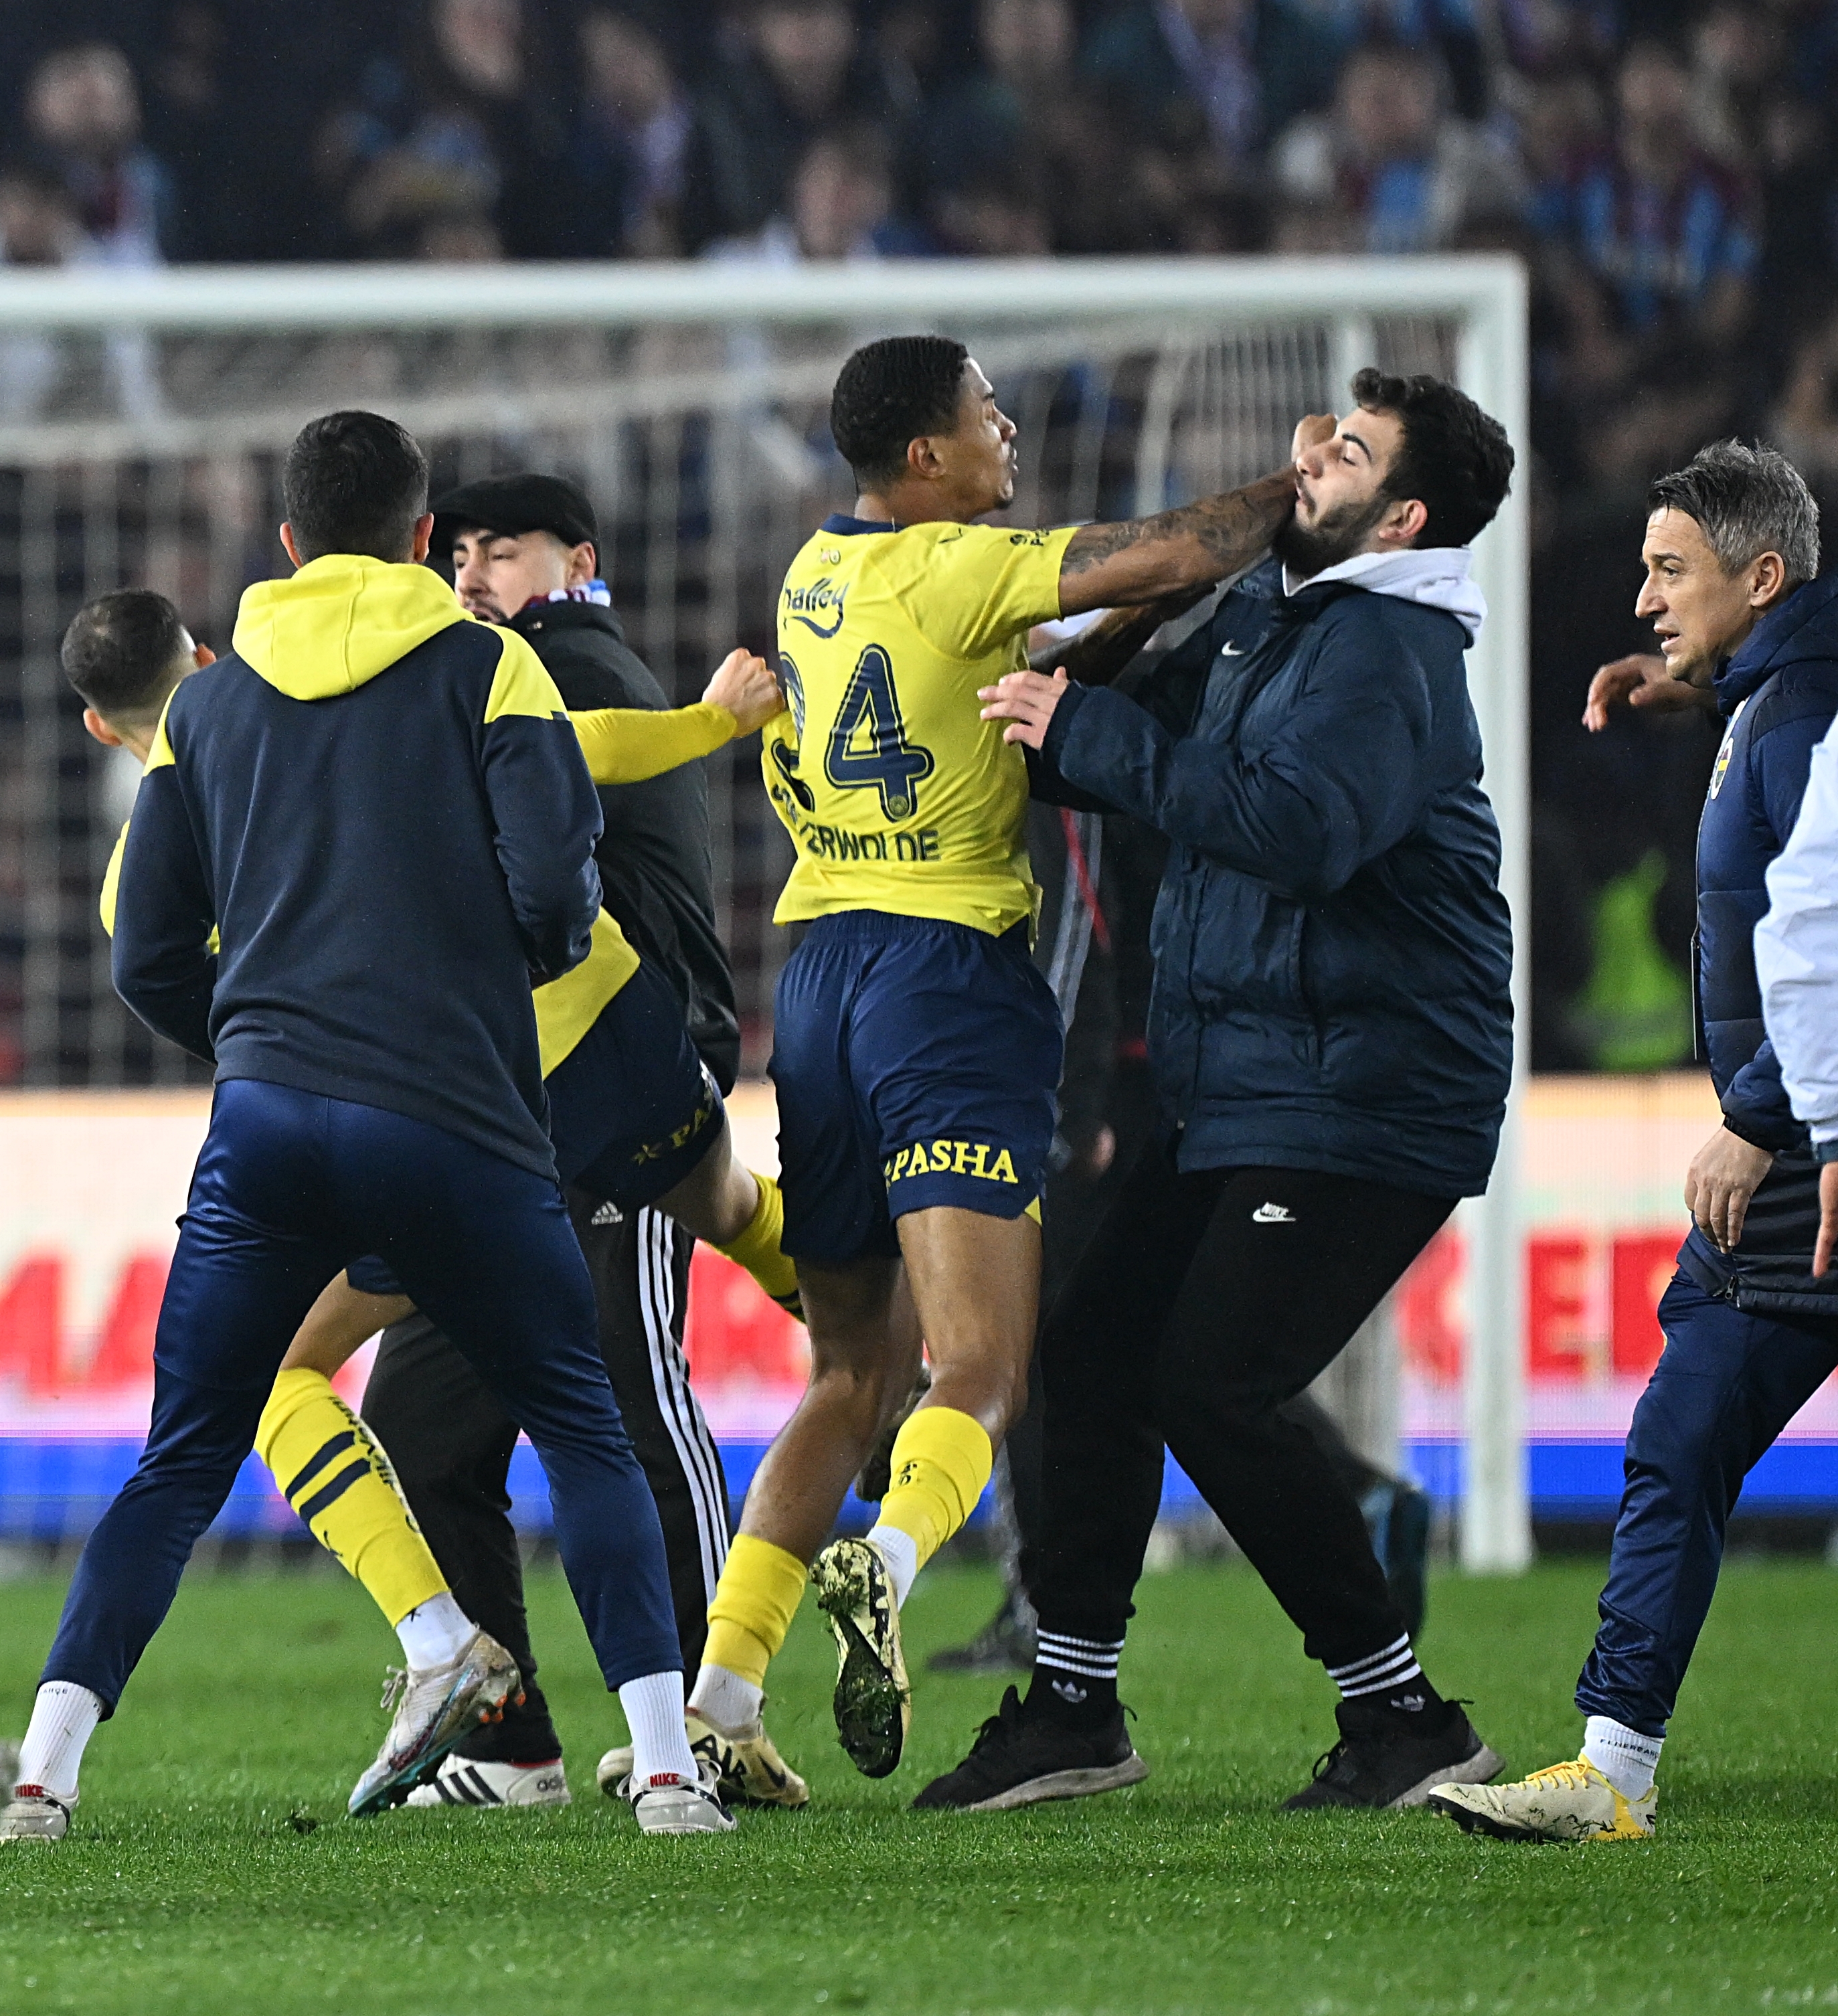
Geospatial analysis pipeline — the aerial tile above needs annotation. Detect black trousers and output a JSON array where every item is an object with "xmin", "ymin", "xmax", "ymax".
[
  {"xmin": 1024, "ymin": 1137, "xmax": 1454, "ymax": 1669},
  {"xmin": 363, "ymin": 1191, "xmax": 730, "ymax": 1764}
]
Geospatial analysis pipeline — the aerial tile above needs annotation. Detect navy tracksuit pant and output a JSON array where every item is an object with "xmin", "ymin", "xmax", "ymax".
[
  {"xmin": 1576, "ymin": 1272, "xmax": 1838, "ymax": 1737},
  {"xmin": 42, "ymin": 1078, "xmax": 681, "ymax": 1713}
]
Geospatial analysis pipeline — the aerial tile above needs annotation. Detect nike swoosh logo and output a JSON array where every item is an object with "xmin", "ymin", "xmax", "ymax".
[
  {"xmin": 1251, "ymin": 1203, "xmax": 1294, "ymax": 1224},
  {"xmin": 1221, "ymin": 643, "xmax": 1245, "ymax": 656}
]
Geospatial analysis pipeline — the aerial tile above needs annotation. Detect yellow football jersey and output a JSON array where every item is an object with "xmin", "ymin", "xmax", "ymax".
[{"xmin": 764, "ymin": 515, "xmax": 1077, "ymax": 935}]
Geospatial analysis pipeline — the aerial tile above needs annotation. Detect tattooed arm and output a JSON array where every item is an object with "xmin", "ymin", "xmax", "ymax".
[
  {"xmin": 1056, "ymin": 467, "xmax": 1300, "ymax": 617},
  {"xmin": 1027, "ymin": 588, "xmax": 1210, "ymax": 687}
]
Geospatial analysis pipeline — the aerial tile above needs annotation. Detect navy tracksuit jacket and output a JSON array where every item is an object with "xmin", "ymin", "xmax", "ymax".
[
  {"xmin": 47, "ymin": 554, "xmax": 681, "ymax": 1712},
  {"xmin": 1580, "ymin": 572, "xmax": 1838, "ymax": 1736}
]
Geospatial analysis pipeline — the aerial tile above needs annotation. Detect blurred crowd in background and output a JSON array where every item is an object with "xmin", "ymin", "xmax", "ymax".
[{"xmin": 3, "ymin": 0, "xmax": 1836, "ymax": 1070}]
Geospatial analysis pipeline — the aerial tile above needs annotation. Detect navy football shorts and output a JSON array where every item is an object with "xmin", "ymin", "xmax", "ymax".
[
  {"xmin": 347, "ymin": 956, "xmax": 723, "ymax": 1298},
  {"xmin": 769, "ymin": 909, "xmax": 1063, "ymax": 1267}
]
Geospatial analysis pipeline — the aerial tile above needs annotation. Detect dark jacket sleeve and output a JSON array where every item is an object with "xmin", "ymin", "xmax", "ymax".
[
  {"xmin": 1722, "ymin": 701, "xmax": 1833, "ymax": 1148},
  {"xmin": 1043, "ymin": 605, "xmax": 1436, "ymax": 900},
  {"xmin": 111, "ymin": 762, "xmax": 219, "ymax": 1064},
  {"xmin": 479, "ymin": 711, "xmax": 604, "ymax": 983},
  {"xmin": 1025, "ymin": 624, "xmax": 1217, "ymax": 810}
]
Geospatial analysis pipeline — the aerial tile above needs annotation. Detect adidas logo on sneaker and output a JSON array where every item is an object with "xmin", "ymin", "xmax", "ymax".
[
  {"xmin": 589, "ymin": 1202, "xmax": 623, "ymax": 1227},
  {"xmin": 1251, "ymin": 1203, "xmax": 1294, "ymax": 1224},
  {"xmin": 1051, "ymin": 1679, "xmax": 1088, "ymax": 1704}
]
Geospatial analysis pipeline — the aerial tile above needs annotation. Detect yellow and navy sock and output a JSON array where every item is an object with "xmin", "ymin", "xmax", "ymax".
[
  {"xmin": 714, "ymin": 1171, "xmax": 803, "ymax": 1320},
  {"xmin": 865, "ymin": 1405, "xmax": 993, "ymax": 1606},
  {"xmin": 256, "ymin": 1367, "xmax": 448, "ymax": 1626},
  {"xmin": 692, "ymin": 1531, "xmax": 809, "ymax": 1732}
]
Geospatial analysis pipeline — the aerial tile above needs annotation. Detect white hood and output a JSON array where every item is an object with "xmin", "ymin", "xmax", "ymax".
[{"xmin": 1281, "ymin": 547, "xmax": 1488, "ymax": 645}]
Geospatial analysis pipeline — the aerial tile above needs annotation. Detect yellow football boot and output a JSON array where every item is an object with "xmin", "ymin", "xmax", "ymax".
[{"xmin": 1427, "ymin": 1755, "xmax": 1655, "ymax": 1843}]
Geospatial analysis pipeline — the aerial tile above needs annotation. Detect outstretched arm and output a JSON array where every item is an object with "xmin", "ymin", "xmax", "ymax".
[
  {"xmin": 1056, "ymin": 469, "xmax": 1299, "ymax": 616},
  {"xmin": 568, "ymin": 649, "xmax": 785, "ymax": 784},
  {"xmin": 1029, "ymin": 588, "xmax": 1209, "ymax": 687}
]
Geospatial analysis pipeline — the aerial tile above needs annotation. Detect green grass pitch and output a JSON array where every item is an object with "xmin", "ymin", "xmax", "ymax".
[{"xmin": 2, "ymin": 1554, "xmax": 1836, "ymax": 2013}]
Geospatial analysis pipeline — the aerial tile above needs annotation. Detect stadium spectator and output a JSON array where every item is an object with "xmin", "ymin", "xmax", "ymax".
[
  {"xmin": 1082, "ymin": 0, "xmax": 1338, "ymax": 174},
  {"xmin": 705, "ymin": 124, "xmax": 926, "ymax": 263},
  {"xmin": 1271, "ymin": 42, "xmax": 1523, "ymax": 254},
  {"xmin": 922, "ymin": 0, "xmax": 1141, "ymax": 255},
  {"xmin": 23, "ymin": 44, "xmax": 170, "ymax": 267},
  {"xmin": 557, "ymin": 7, "xmax": 693, "ymax": 258},
  {"xmin": 314, "ymin": 0, "xmax": 566, "ymax": 260},
  {"xmin": 678, "ymin": 0, "xmax": 908, "ymax": 253},
  {"xmin": 1529, "ymin": 39, "xmax": 1758, "ymax": 477}
]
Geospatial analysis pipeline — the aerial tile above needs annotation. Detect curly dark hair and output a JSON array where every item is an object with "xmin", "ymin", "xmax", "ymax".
[
  {"xmin": 829, "ymin": 335, "xmax": 971, "ymax": 489},
  {"xmin": 1351, "ymin": 366, "xmax": 1515, "ymax": 549}
]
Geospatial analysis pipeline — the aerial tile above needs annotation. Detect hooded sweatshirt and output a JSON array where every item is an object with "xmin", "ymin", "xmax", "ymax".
[
  {"xmin": 1032, "ymin": 552, "xmax": 1512, "ymax": 1195},
  {"xmin": 112, "ymin": 554, "xmax": 606, "ymax": 1178}
]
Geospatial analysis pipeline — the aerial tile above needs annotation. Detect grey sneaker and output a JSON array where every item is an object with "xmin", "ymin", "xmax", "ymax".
[
  {"xmin": 811, "ymin": 1536, "xmax": 910, "ymax": 1779},
  {"xmin": 347, "ymin": 1630, "xmax": 521, "ymax": 1817},
  {"xmin": 0, "ymin": 1787, "xmax": 74, "ymax": 1843},
  {"xmin": 618, "ymin": 1755, "xmax": 736, "ymax": 1834}
]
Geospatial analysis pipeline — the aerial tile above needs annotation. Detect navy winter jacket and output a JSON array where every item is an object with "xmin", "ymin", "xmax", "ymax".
[
  {"xmin": 1677, "ymin": 571, "xmax": 1838, "ymax": 1315},
  {"xmin": 1033, "ymin": 558, "xmax": 1513, "ymax": 1197}
]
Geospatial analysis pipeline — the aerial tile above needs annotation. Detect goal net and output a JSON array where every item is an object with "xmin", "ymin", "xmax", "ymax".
[{"xmin": 0, "ymin": 256, "xmax": 1529, "ymax": 1568}]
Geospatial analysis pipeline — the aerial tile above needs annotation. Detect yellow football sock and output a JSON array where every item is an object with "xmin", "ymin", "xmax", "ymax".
[
  {"xmin": 256, "ymin": 1367, "xmax": 447, "ymax": 1626},
  {"xmin": 702, "ymin": 1532, "xmax": 809, "ymax": 1687},
  {"xmin": 714, "ymin": 1170, "xmax": 801, "ymax": 1309},
  {"xmin": 874, "ymin": 1406, "xmax": 994, "ymax": 1573}
]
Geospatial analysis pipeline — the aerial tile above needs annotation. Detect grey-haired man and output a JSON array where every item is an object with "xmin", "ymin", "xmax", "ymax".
[{"xmin": 1434, "ymin": 440, "xmax": 1838, "ymax": 1844}]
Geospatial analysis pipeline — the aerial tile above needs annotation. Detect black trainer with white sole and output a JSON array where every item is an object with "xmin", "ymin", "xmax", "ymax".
[
  {"xmin": 1282, "ymin": 1696, "xmax": 1501, "ymax": 1812},
  {"xmin": 911, "ymin": 1687, "xmax": 1149, "ymax": 1812}
]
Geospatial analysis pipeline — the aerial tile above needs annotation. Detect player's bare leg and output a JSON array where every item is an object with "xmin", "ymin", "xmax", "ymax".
[
  {"xmin": 812, "ymin": 1207, "xmax": 1038, "ymax": 1774},
  {"xmin": 652, "ymin": 1117, "xmax": 803, "ymax": 1315},
  {"xmin": 729, "ymin": 1258, "xmax": 918, "ymax": 1562}
]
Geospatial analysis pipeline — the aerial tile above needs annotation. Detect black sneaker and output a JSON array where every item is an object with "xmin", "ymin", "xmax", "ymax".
[
  {"xmin": 1282, "ymin": 1696, "xmax": 1501, "ymax": 1813},
  {"xmin": 912, "ymin": 1686, "xmax": 1149, "ymax": 1812},
  {"xmin": 926, "ymin": 1592, "xmax": 1038, "ymax": 1675}
]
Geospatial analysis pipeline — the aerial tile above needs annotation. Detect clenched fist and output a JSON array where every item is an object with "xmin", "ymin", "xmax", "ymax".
[{"xmin": 703, "ymin": 649, "xmax": 786, "ymax": 737}]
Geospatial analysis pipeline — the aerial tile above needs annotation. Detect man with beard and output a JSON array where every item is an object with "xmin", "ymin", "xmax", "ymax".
[{"xmin": 915, "ymin": 369, "xmax": 1517, "ymax": 1815}]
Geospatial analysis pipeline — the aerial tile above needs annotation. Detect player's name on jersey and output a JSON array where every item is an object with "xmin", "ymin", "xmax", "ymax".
[
  {"xmin": 767, "ymin": 789, "xmax": 942, "ymax": 864},
  {"xmin": 884, "ymin": 1139, "xmax": 1021, "ymax": 1185}
]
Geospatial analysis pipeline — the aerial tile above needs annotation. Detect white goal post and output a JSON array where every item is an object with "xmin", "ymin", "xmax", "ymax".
[{"xmin": 0, "ymin": 254, "xmax": 1531, "ymax": 1572}]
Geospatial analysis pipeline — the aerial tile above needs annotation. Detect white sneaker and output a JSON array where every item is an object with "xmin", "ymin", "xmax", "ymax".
[
  {"xmin": 0, "ymin": 1787, "xmax": 75, "ymax": 1843},
  {"xmin": 619, "ymin": 1756, "xmax": 736, "ymax": 1835},
  {"xmin": 347, "ymin": 1629, "xmax": 522, "ymax": 1817},
  {"xmin": 598, "ymin": 1709, "xmax": 810, "ymax": 1809},
  {"xmin": 404, "ymin": 1754, "xmax": 571, "ymax": 1809}
]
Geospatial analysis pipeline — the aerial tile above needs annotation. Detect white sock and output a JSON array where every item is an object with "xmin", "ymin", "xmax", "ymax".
[
  {"xmin": 688, "ymin": 1663, "xmax": 763, "ymax": 1738},
  {"xmin": 1582, "ymin": 1715, "xmax": 1663, "ymax": 1800},
  {"xmin": 620, "ymin": 1670, "xmax": 699, "ymax": 1787},
  {"xmin": 865, "ymin": 1523, "xmax": 920, "ymax": 1609},
  {"xmin": 395, "ymin": 1591, "xmax": 476, "ymax": 1671},
  {"xmin": 17, "ymin": 1682, "xmax": 103, "ymax": 1801}
]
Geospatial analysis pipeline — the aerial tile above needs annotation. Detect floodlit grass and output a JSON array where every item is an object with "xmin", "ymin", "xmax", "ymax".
[{"xmin": 1, "ymin": 1553, "xmax": 1835, "ymax": 2013}]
